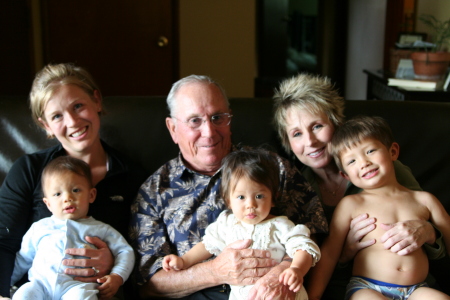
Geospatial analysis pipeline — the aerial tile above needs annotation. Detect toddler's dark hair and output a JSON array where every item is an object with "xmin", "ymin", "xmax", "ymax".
[
  {"xmin": 330, "ymin": 115, "xmax": 395, "ymax": 173},
  {"xmin": 220, "ymin": 148, "xmax": 280, "ymax": 206},
  {"xmin": 41, "ymin": 156, "xmax": 93, "ymax": 190}
]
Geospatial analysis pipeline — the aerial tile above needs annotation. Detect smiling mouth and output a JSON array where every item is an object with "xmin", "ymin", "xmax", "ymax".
[
  {"xmin": 70, "ymin": 127, "xmax": 87, "ymax": 138},
  {"xmin": 201, "ymin": 142, "xmax": 219, "ymax": 149},
  {"xmin": 308, "ymin": 147, "xmax": 325, "ymax": 158},
  {"xmin": 362, "ymin": 168, "xmax": 378, "ymax": 178}
]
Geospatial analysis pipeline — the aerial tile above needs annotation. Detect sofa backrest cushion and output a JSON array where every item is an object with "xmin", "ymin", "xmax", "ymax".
[{"xmin": 1, "ymin": 96, "xmax": 449, "ymax": 214}]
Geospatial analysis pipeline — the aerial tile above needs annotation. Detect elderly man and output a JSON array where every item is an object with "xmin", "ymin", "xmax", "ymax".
[{"xmin": 130, "ymin": 75, "xmax": 327, "ymax": 299}]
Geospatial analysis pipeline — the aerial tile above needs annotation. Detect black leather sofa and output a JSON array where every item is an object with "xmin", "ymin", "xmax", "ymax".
[
  {"xmin": 2, "ymin": 96, "xmax": 450, "ymax": 208},
  {"xmin": 1, "ymin": 96, "xmax": 450, "ymax": 294}
]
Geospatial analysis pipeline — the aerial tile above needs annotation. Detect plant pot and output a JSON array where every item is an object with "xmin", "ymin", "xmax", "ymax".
[{"xmin": 411, "ymin": 51, "xmax": 450, "ymax": 80}]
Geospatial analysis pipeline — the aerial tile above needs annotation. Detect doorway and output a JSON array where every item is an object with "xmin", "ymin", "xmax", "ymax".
[
  {"xmin": 12, "ymin": 1, "xmax": 179, "ymax": 97},
  {"xmin": 255, "ymin": 0, "xmax": 348, "ymax": 97}
]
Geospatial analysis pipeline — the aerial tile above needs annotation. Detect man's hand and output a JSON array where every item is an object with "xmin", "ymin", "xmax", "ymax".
[
  {"xmin": 247, "ymin": 261, "xmax": 295, "ymax": 300},
  {"xmin": 339, "ymin": 213, "xmax": 376, "ymax": 264},
  {"xmin": 62, "ymin": 236, "xmax": 114, "ymax": 282},
  {"xmin": 380, "ymin": 220, "xmax": 435, "ymax": 255},
  {"xmin": 209, "ymin": 239, "xmax": 277, "ymax": 286}
]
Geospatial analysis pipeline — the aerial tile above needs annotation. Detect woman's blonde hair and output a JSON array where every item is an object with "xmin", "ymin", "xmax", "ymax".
[
  {"xmin": 29, "ymin": 63, "xmax": 101, "ymax": 134},
  {"xmin": 273, "ymin": 73, "xmax": 345, "ymax": 153}
]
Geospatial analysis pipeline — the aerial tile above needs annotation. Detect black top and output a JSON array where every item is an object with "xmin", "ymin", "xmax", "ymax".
[{"xmin": 0, "ymin": 141, "xmax": 148, "ymax": 296}]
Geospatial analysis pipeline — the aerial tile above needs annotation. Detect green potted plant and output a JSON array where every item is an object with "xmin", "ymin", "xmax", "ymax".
[{"xmin": 411, "ymin": 14, "xmax": 450, "ymax": 80}]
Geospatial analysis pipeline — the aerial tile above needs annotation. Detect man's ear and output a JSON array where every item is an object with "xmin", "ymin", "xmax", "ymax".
[
  {"xmin": 166, "ymin": 117, "xmax": 178, "ymax": 144},
  {"xmin": 390, "ymin": 142, "xmax": 400, "ymax": 161}
]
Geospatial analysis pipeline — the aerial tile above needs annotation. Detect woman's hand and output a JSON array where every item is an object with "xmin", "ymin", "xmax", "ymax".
[
  {"xmin": 62, "ymin": 236, "xmax": 114, "ymax": 282},
  {"xmin": 380, "ymin": 220, "xmax": 436, "ymax": 255},
  {"xmin": 209, "ymin": 239, "xmax": 277, "ymax": 286},
  {"xmin": 339, "ymin": 213, "xmax": 376, "ymax": 264}
]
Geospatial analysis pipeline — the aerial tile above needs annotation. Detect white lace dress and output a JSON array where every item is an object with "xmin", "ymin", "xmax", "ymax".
[{"xmin": 203, "ymin": 210, "xmax": 321, "ymax": 300}]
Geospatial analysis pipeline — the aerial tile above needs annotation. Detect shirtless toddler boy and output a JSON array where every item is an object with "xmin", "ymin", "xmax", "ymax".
[{"xmin": 307, "ymin": 115, "xmax": 450, "ymax": 300}]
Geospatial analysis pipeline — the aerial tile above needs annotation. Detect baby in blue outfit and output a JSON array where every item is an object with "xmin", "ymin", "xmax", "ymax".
[{"xmin": 10, "ymin": 156, "xmax": 134, "ymax": 300}]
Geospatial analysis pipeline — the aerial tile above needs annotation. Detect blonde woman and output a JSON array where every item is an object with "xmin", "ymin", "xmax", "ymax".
[
  {"xmin": 0, "ymin": 63, "xmax": 147, "ymax": 299},
  {"xmin": 272, "ymin": 73, "xmax": 444, "ymax": 300}
]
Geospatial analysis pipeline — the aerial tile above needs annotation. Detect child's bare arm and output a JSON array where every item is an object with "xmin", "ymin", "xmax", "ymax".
[
  {"xmin": 97, "ymin": 273, "xmax": 123, "ymax": 300},
  {"xmin": 307, "ymin": 196, "xmax": 355, "ymax": 300},
  {"xmin": 163, "ymin": 242, "xmax": 213, "ymax": 272},
  {"xmin": 279, "ymin": 249, "xmax": 313, "ymax": 292}
]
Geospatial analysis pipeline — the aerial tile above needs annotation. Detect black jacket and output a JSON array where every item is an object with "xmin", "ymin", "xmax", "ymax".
[{"xmin": 0, "ymin": 141, "xmax": 148, "ymax": 296}]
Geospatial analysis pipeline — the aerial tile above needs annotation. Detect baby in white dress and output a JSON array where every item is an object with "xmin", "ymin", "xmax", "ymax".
[{"xmin": 163, "ymin": 148, "xmax": 321, "ymax": 300}]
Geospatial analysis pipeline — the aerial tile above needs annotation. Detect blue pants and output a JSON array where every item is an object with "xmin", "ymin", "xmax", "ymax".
[{"xmin": 12, "ymin": 281, "xmax": 98, "ymax": 300}]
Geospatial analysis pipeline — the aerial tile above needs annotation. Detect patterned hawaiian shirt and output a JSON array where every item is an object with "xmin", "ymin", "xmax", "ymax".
[{"xmin": 130, "ymin": 148, "xmax": 328, "ymax": 284}]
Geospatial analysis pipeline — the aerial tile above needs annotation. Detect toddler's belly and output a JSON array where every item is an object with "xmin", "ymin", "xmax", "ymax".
[{"xmin": 353, "ymin": 243, "xmax": 428, "ymax": 285}]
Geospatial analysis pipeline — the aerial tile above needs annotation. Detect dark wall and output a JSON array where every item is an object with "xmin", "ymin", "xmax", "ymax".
[{"xmin": 0, "ymin": 2, "xmax": 34, "ymax": 96}]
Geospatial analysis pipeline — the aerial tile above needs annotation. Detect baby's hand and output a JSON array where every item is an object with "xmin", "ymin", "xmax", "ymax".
[
  {"xmin": 279, "ymin": 266, "xmax": 304, "ymax": 292},
  {"xmin": 162, "ymin": 254, "xmax": 184, "ymax": 271},
  {"xmin": 97, "ymin": 273, "xmax": 123, "ymax": 300}
]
